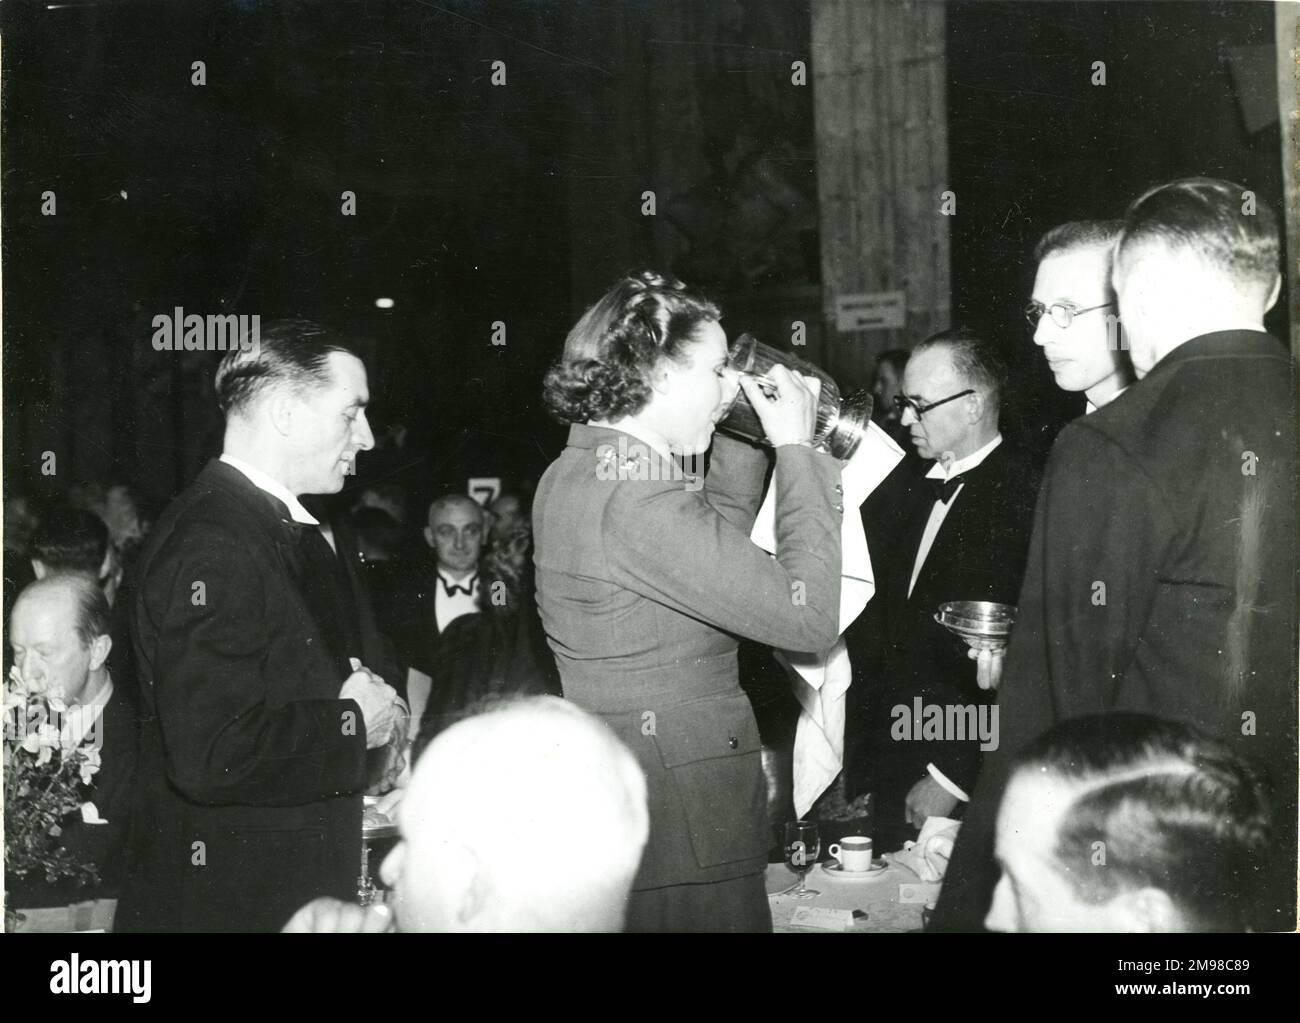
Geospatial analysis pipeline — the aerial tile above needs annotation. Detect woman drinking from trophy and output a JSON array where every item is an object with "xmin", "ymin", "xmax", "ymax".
[{"xmin": 533, "ymin": 270, "xmax": 844, "ymax": 932}]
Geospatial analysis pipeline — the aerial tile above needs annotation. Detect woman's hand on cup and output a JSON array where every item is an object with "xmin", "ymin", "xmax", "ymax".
[{"xmin": 738, "ymin": 365, "xmax": 822, "ymax": 448}]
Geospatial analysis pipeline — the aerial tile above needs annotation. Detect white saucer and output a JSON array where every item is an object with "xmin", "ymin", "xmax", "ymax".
[{"xmin": 820, "ymin": 859, "xmax": 888, "ymax": 880}]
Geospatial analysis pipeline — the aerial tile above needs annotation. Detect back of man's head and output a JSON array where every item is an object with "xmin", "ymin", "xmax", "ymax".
[
  {"xmin": 1112, "ymin": 178, "xmax": 1280, "ymax": 376},
  {"xmin": 214, "ymin": 318, "xmax": 361, "ymax": 421},
  {"xmin": 1117, "ymin": 177, "xmax": 1278, "ymax": 298},
  {"xmin": 1014, "ymin": 713, "xmax": 1271, "ymax": 932},
  {"xmin": 29, "ymin": 506, "xmax": 109, "ymax": 578},
  {"xmin": 388, "ymin": 696, "xmax": 649, "ymax": 932}
]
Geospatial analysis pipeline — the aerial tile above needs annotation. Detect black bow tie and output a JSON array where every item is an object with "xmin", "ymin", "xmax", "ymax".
[
  {"xmin": 440, "ymin": 574, "xmax": 477, "ymax": 597},
  {"xmin": 927, "ymin": 474, "xmax": 966, "ymax": 505}
]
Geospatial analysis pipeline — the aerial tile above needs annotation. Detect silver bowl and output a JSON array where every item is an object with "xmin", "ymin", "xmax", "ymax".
[{"xmin": 933, "ymin": 600, "xmax": 1016, "ymax": 651}]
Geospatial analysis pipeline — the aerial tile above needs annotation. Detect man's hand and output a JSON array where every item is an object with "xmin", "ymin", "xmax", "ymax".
[
  {"xmin": 967, "ymin": 647, "xmax": 1005, "ymax": 691},
  {"xmin": 340, "ymin": 666, "xmax": 402, "ymax": 750},
  {"xmin": 365, "ymin": 708, "xmax": 410, "ymax": 794},
  {"xmin": 905, "ymin": 775, "xmax": 960, "ymax": 830},
  {"xmin": 281, "ymin": 897, "xmax": 395, "ymax": 934},
  {"xmin": 375, "ymin": 786, "xmax": 404, "ymax": 818}
]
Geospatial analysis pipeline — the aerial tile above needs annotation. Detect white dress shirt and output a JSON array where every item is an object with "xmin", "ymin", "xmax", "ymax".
[
  {"xmin": 1084, "ymin": 385, "xmax": 1128, "ymax": 416},
  {"xmin": 60, "ymin": 677, "xmax": 113, "ymax": 750},
  {"xmin": 910, "ymin": 434, "xmax": 1003, "ymax": 805},
  {"xmin": 907, "ymin": 433, "xmax": 1003, "ymax": 598},
  {"xmin": 435, "ymin": 572, "xmax": 480, "ymax": 633},
  {"xmin": 219, "ymin": 454, "xmax": 319, "ymax": 525},
  {"xmin": 59, "ymin": 676, "xmax": 114, "ymax": 824}
]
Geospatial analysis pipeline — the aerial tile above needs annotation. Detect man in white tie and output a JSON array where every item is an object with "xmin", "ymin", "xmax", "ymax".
[
  {"xmin": 402, "ymin": 495, "xmax": 486, "ymax": 674},
  {"xmin": 842, "ymin": 331, "xmax": 1040, "ymax": 850},
  {"xmin": 1026, "ymin": 219, "xmax": 1134, "ymax": 416}
]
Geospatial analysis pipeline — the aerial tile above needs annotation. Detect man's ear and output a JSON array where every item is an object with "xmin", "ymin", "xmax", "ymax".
[
  {"xmin": 267, "ymin": 391, "xmax": 297, "ymax": 438},
  {"xmin": 423, "ymin": 525, "xmax": 435, "ymax": 550},
  {"xmin": 1265, "ymin": 272, "xmax": 1282, "ymax": 313},
  {"xmin": 452, "ymin": 848, "xmax": 492, "ymax": 930},
  {"xmin": 88, "ymin": 633, "xmax": 112, "ymax": 672},
  {"xmin": 1120, "ymin": 886, "xmax": 1184, "ymax": 933},
  {"xmin": 967, "ymin": 390, "xmax": 986, "ymax": 424}
]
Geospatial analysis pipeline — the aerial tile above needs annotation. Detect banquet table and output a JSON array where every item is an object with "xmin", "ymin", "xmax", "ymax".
[{"xmin": 765, "ymin": 854, "xmax": 941, "ymax": 934}]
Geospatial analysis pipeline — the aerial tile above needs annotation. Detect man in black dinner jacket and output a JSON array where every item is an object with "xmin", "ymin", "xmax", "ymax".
[
  {"xmin": 843, "ymin": 330, "xmax": 1040, "ymax": 851},
  {"xmin": 934, "ymin": 178, "xmax": 1298, "ymax": 933},
  {"xmin": 117, "ymin": 320, "xmax": 405, "ymax": 932}
]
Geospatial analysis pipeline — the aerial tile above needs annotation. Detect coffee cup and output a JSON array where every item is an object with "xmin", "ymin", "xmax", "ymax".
[{"xmin": 828, "ymin": 836, "xmax": 874, "ymax": 872}]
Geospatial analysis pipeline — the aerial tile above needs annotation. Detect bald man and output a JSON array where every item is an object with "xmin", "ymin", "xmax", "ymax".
[
  {"xmin": 422, "ymin": 494, "xmax": 486, "ymax": 625},
  {"xmin": 282, "ymin": 696, "xmax": 649, "ymax": 932},
  {"xmin": 6, "ymin": 576, "xmax": 138, "ymax": 918},
  {"xmin": 393, "ymin": 494, "xmax": 488, "ymax": 677}
]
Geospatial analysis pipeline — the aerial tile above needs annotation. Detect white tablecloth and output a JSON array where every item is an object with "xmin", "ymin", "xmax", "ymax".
[{"xmin": 765, "ymin": 857, "xmax": 941, "ymax": 934}]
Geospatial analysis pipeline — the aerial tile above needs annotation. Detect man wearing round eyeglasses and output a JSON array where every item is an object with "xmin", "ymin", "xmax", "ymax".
[
  {"xmin": 1025, "ymin": 220, "xmax": 1134, "ymax": 415},
  {"xmin": 933, "ymin": 177, "xmax": 1296, "ymax": 935}
]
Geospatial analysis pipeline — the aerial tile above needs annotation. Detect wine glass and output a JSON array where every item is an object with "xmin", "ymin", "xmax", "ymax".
[{"xmin": 783, "ymin": 820, "xmax": 821, "ymax": 898}]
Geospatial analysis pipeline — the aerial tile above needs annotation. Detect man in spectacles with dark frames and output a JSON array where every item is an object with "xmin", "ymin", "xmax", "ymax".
[
  {"xmin": 841, "ymin": 330, "xmax": 1040, "ymax": 850},
  {"xmin": 1025, "ymin": 220, "xmax": 1134, "ymax": 415}
]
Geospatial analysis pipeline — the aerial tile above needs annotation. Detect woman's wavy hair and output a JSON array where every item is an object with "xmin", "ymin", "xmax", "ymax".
[
  {"xmin": 477, "ymin": 519, "xmax": 534, "ymax": 619},
  {"xmin": 542, "ymin": 270, "xmax": 721, "ymax": 424}
]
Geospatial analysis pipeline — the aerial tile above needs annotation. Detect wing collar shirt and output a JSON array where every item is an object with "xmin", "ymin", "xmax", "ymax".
[
  {"xmin": 910, "ymin": 432, "xmax": 1003, "ymax": 806},
  {"xmin": 435, "ymin": 572, "xmax": 481, "ymax": 632},
  {"xmin": 907, "ymin": 433, "xmax": 1003, "ymax": 598},
  {"xmin": 1084, "ymin": 386, "xmax": 1128, "ymax": 416},
  {"xmin": 59, "ymin": 677, "xmax": 114, "ymax": 751},
  {"xmin": 219, "ymin": 454, "xmax": 320, "ymax": 526}
]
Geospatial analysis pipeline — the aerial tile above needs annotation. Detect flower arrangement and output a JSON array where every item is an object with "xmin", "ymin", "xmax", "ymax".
[{"xmin": 3, "ymin": 667, "xmax": 102, "ymax": 891}]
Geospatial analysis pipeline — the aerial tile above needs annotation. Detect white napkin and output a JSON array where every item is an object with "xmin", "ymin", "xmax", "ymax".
[
  {"xmin": 750, "ymin": 421, "xmax": 905, "ymax": 815},
  {"xmin": 894, "ymin": 816, "xmax": 961, "ymax": 882}
]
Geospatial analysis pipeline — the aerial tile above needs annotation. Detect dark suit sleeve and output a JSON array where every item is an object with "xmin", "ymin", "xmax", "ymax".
[
  {"xmin": 144, "ymin": 527, "xmax": 368, "ymax": 807},
  {"xmin": 604, "ymin": 444, "xmax": 843, "ymax": 653}
]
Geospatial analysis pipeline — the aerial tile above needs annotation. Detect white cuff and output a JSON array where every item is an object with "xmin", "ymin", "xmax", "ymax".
[{"xmin": 926, "ymin": 762, "xmax": 970, "ymax": 803}]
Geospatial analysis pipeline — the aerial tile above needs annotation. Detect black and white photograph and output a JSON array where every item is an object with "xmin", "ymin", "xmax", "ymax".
[{"xmin": 1, "ymin": 0, "xmax": 1296, "ymax": 967}]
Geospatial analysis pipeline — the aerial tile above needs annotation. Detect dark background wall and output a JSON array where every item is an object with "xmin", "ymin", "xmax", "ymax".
[
  {"xmin": 947, "ymin": 0, "xmax": 1287, "ymax": 454},
  {"xmin": 2, "ymin": 0, "xmax": 1286, "ymax": 511},
  {"xmin": 2, "ymin": 0, "xmax": 818, "ymax": 514}
]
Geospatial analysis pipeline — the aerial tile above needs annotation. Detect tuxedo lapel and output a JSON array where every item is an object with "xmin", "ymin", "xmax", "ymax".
[
  {"xmin": 878, "ymin": 461, "xmax": 932, "ymax": 606},
  {"xmin": 909, "ymin": 446, "xmax": 1010, "ymax": 610},
  {"xmin": 200, "ymin": 459, "xmax": 351, "ymax": 678}
]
